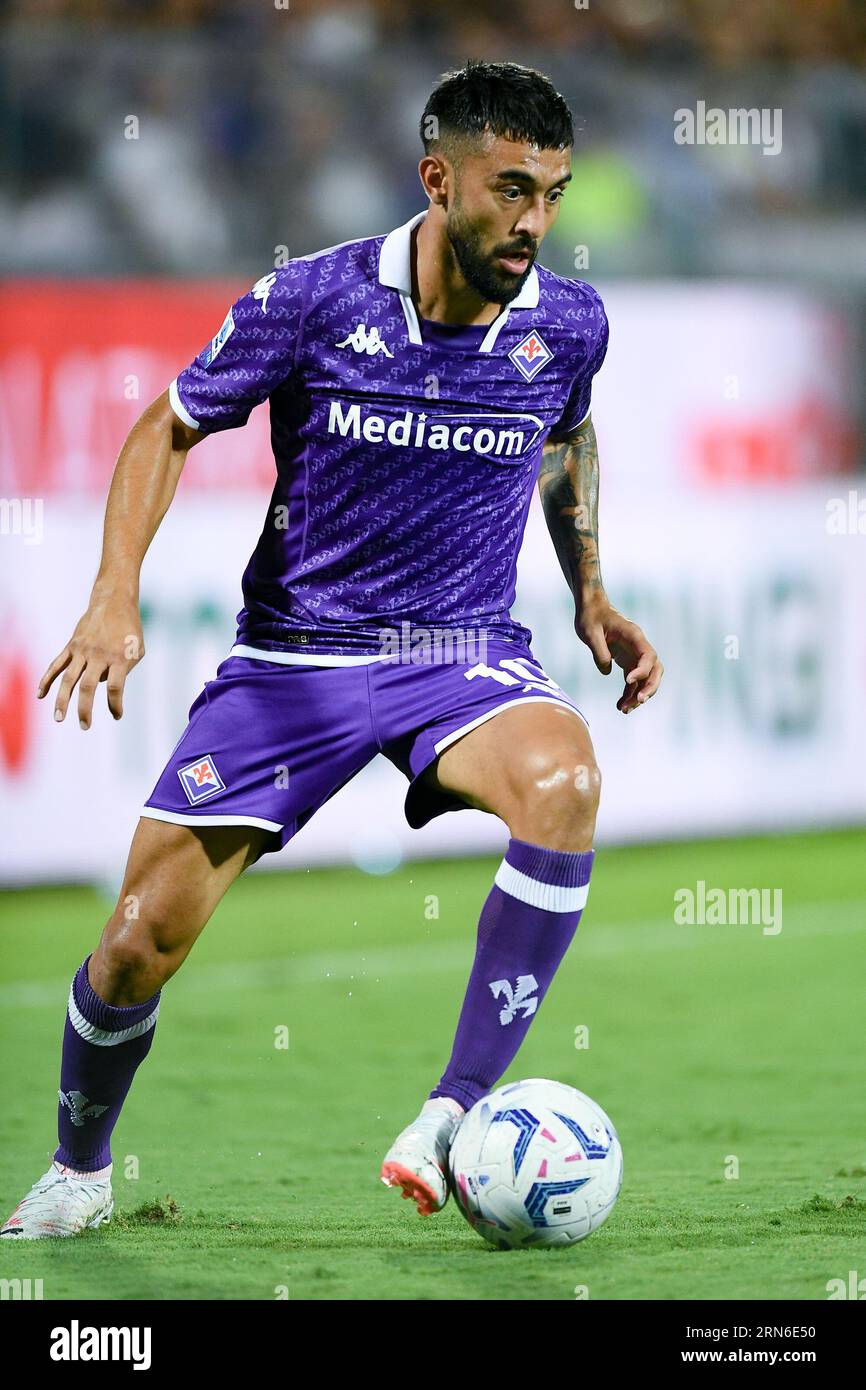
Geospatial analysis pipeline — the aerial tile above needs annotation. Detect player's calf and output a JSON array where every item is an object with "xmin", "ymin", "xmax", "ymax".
[
  {"xmin": 386, "ymin": 705, "xmax": 599, "ymax": 1204},
  {"xmin": 91, "ymin": 817, "xmax": 265, "ymax": 1004},
  {"xmin": 2, "ymin": 818, "xmax": 266, "ymax": 1239}
]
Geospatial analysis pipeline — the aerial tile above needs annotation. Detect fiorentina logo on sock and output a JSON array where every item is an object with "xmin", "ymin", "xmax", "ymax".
[
  {"xmin": 58, "ymin": 1089, "xmax": 108, "ymax": 1128},
  {"xmin": 488, "ymin": 974, "xmax": 539, "ymax": 1026}
]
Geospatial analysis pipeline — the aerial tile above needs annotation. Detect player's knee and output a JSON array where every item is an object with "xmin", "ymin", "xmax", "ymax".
[
  {"xmin": 97, "ymin": 915, "xmax": 176, "ymax": 999},
  {"xmin": 508, "ymin": 744, "xmax": 601, "ymax": 850}
]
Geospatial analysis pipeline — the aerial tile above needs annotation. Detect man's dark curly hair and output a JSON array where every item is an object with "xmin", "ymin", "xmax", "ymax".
[{"xmin": 420, "ymin": 60, "xmax": 574, "ymax": 160}]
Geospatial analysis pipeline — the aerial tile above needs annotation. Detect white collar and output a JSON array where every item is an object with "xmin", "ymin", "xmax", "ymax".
[{"xmin": 377, "ymin": 209, "xmax": 539, "ymax": 350}]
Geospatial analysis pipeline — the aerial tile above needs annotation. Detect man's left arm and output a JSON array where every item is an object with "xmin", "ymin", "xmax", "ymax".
[{"xmin": 538, "ymin": 417, "xmax": 664, "ymax": 714}]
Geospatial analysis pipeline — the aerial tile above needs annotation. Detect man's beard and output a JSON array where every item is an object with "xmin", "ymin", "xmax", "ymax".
[{"xmin": 446, "ymin": 206, "xmax": 535, "ymax": 306}]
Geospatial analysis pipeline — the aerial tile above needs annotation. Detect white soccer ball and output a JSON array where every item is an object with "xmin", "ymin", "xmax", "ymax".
[{"xmin": 448, "ymin": 1078, "xmax": 623, "ymax": 1249}]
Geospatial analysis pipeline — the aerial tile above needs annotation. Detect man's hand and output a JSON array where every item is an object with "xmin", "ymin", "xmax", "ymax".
[
  {"xmin": 538, "ymin": 421, "xmax": 662, "ymax": 712},
  {"xmin": 37, "ymin": 590, "xmax": 145, "ymax": 729},
  {"xmin": 576, "ymin": 596, "xmax": 663, "ymax": 714}
]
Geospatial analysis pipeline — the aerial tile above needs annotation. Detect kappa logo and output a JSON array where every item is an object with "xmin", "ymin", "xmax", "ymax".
[
  {"xmin": 336, "ymin": 323, "xmax": 394, "ymax": 358},
  {"xmin": 489, "ymin": 974, "xmax": 539, "ymax": 1026},
  {"xmin": 252, "ymin": 271, "xmax": 277, "ymax": 315},
  {"xmin": 509, "ymin": 330, "xmax": 554, "ymax": 381},
  {"xmin": 178, "ymin": 755, "xmax": 226, "ymax": 806},
  {"xmin": 58, "ymin": 1090, "xmax": 108, "ymax": 1128}
]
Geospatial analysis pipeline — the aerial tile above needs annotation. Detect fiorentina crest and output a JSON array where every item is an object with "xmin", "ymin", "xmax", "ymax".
[
  {"xmin": 58, "ymin": 1090, "xmax": 108, "ymax": 1128},
  {"xmin": 178, "ymin": 755, "xmax": 226, "ymax": 805},
  {"xmin": 489, "ymin": 974, "xmax": 539, "ymax": 1026},
  {"xmin": 508, "ymin": 330, "xmax": 553, "ymax": 381}
]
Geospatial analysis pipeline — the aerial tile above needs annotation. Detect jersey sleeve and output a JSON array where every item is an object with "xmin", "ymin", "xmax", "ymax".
[
  {"xmin": 169, "ymin": 266, "xmax": 306, "ymax": 434},
  {"xmin": 548, "ymin": 287, "xmax": 609, "ymax": 440}
]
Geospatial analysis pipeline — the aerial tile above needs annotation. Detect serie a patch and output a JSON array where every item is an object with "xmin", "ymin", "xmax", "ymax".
[
  {"xmin": 201, "ymin": 307, "xmax": 235, "ymax": 366},
  {"xmin": 508, "ymin": 330, "xmax": 554, "ymax": 381},
  {"xmin": 178, "ymin": 755, "xmax": 226, "ymax": 805}
]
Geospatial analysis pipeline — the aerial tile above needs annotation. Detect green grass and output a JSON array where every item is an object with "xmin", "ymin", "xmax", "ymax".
[{"xmin": 1, "ymin": 828, "xmax": 864, "ymax": 1300}]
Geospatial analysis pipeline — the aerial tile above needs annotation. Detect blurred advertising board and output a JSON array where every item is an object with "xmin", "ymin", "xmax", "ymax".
[
  {"xmin": 1, "ymin": 281, "xmax": 863, "ymax": 882},
  {"xmin": 1, "ymin": 279, "xmax": 857, "ymax": 500},
  {"xmin": 1, "ymin": 485, "xmax": 863, "ymax": 883}
]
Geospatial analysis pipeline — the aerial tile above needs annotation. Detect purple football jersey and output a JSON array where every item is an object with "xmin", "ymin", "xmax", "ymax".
[{"xmin": 169, "ymin": 211, "xmax": 608, "ymax": 656}]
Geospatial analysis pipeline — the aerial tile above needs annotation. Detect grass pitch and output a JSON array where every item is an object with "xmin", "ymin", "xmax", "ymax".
[{"xmin": 0, "ymin": 828, "xmax": 863, "ymax": 1301}]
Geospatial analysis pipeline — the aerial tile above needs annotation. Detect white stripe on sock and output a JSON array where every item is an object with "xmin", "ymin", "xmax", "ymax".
[
  {"xmin": 67, "ymin": 986, "xmax": 160, "ymax": 1047},
  {"xmin": 494, "ymin": 860, "xmax": 590, "ymax": 913}
]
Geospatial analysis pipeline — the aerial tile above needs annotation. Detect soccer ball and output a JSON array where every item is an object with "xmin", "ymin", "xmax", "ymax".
[{"xmin": 448, "ymin": 1078, "xmax": 622, "ymax": 1249}]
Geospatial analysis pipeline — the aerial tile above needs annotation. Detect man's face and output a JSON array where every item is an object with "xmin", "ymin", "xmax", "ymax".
[{"xmin": 445, "ymin": 133, "xmax": 572, "ymax": 304}]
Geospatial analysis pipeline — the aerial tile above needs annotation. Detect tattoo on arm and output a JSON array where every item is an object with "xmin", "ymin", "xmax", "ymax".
[{"xmin": 537, "ymin": 418, "xmax": 604, "ymax": 601}]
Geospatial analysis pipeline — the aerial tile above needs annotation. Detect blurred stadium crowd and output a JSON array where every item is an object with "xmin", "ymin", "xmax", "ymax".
[{"xmin": 1, "ymin": 0, "xmax": 864, "ymax": 282}]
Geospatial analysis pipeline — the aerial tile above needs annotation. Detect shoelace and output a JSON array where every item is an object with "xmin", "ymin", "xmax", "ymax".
[
  {"xmin": 32, "ymin": 1171, "xmax": 102, "ymax": 1199},
  {"xmin": 33, "ymin": 1173, "xmax": 68, "ymax": 1195}
]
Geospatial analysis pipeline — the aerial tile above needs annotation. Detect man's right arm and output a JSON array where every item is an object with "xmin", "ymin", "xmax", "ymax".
[
  {"xmin": 38, "ymin": 390, "xmax": 203, "ymax": 730},
  {"xmin": 41, "ymin": 262, "xmax": 306, "ymax": 730}
]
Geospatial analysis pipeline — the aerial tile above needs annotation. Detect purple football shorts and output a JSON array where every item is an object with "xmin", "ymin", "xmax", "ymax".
[{"xmin": 141, "ymin": 640, "xmax": 588, "ymax": 855}]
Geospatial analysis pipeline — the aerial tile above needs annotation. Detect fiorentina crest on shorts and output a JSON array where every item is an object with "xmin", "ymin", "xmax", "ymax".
[
  {"xmin": 178, "ymin": 755, "xmax": 226, "ymax": 805},
  {"xmin": 508, "ymin": 330, "xmax": 554, "ymax": 381}
]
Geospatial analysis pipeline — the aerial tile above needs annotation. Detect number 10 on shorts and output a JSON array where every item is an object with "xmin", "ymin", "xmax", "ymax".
[{"xmin": 464, "ymin": 658, "xmax": 563, "ymax": 694}]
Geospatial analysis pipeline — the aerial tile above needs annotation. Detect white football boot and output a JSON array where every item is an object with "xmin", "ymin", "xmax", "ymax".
[
  {"xmin": 1, "ymin": 1161, "xmax": 113, "ymax": 1239},
  {"xmin": 381, "ymin": 1097, "xmax": 465, "ymax": 1215}
]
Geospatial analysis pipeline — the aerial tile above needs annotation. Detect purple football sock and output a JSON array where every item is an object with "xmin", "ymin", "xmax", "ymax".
[
  {"xmin": 430, "ymin": 838, "xmax": 594, "ymax": 1112},
  {"xmin": 54, "ymin": 956, "xmax": 161, "ymax": 1172}
]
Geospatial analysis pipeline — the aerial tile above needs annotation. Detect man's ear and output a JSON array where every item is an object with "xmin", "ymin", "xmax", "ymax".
[{"xmin": 418, "ymin": 154, "xmax": 450, "ymax": 209}]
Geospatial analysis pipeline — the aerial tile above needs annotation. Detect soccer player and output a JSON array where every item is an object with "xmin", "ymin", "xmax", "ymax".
[{"xmin": 3, "ymin": 61, "xmax": 661, "ymax": 1238}]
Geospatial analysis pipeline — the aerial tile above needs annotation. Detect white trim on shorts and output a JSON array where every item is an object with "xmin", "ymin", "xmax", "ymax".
[
  {"xmin": 432, "ymin": 695, "xmax": 589, "ymax": 757},
  {"xmin": 140, "ymin": 807, "xmax": 282, "ymax": 832},
  {"xmin": 229, "ymin": 644, "xmax": 390, "ymax": 667}
]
